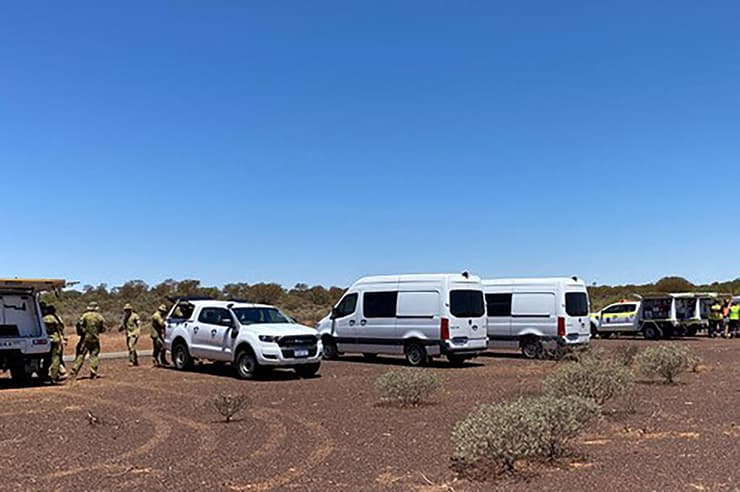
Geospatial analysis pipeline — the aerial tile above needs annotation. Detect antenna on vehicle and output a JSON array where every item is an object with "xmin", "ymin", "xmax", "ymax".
[{"xmin": 462, "ymin": 271, "xmax": 470, "ymax": 279}]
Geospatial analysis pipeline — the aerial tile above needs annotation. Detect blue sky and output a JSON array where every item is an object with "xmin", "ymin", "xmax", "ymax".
[{"xmin": 1, "ymin": 1, "xmax": 739, "ymax": 289}]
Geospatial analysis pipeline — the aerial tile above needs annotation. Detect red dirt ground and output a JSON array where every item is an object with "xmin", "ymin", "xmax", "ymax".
[{"xmin": 1, "ymin": 338, "xmax": 738, "ymax": 491}]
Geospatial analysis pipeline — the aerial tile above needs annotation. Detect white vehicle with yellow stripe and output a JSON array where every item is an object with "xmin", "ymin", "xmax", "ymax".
[
  {"xmin": 0, "ymin": 279, "xmax": 66, "ymax": 384},
  {"xmin": 591, "ymin": 293, "xmax": 712, "ymax": 340}
]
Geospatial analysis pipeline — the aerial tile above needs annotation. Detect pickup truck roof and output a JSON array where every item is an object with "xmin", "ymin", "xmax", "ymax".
[{"xmin": 0, "ymin": 278, "xmax": 66, "ymax": 293}]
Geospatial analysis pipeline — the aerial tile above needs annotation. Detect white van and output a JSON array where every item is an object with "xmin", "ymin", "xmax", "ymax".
[
  {"xmin": 483, "ymin": 277, "xmax": 591, "ymax": 359},
  {"xmin": 316, "ymin": 273, "xmax": 488, "ymax": 366}
]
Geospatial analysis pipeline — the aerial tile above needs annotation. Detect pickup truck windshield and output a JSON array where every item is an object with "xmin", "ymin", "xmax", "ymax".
[{"xmin": 233, "ymin": 307, "xmax": 292, "ymax": 325}]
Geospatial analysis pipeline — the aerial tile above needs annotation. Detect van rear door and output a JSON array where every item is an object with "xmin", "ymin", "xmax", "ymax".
[
  {"xmin": 564, "ymin": 289, "xmax": 591, "ymax": 339},
  {"xmin": 448, "ymin": 289, "xmax": 486, "ymax": 342}
]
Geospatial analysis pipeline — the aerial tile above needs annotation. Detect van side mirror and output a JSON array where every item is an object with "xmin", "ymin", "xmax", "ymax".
[{"xmin": 331, "ymin": 307, "xmax": 340, "ymax": 319}]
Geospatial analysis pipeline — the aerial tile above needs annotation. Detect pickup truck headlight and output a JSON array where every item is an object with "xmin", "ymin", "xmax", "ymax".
[{"xmin": 258, "ymin": 335, "xmax": 279, "ymax": 343}]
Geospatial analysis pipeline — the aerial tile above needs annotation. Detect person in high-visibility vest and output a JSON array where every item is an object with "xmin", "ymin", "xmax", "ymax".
[
  {"xmin": 708, "ymin": 301, "xmax": 723, "ymax": 338},
  {"xmin": 728, "ymin": 302, "xmax": 740, "ymax": 339}
]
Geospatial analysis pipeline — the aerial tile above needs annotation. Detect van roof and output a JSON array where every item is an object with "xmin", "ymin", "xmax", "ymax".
[
  {"xmin": 354, "ymin": 273, "xmax": 482, "ymax": 285},
  {"xmin": 482, "ymin": 277, "xmax": 586, "ymax": 287}
]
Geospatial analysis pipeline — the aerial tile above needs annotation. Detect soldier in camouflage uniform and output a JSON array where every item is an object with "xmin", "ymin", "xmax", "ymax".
[
  {"xmin": 42, "ymin": 304, "xmax": 65, "ymax": 383},
  {"xmin": 71, "ymin": 302, "xmax": 107, "ymax": 379},
  {"xmin": 151, "ymin": 304, "xmax": 168, "ymax": 367},
  {"xmin": 120, "ymin": 303, "xmax": 141, "ymax": 366}
]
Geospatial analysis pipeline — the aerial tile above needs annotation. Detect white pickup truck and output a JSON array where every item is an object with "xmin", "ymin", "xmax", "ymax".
[
  {"xmin": 0, "ymin": 279, "xmax": 66, "ymax": 383},
  {"xmin": 165, "ymin": 298, "xmax": 323, "ymax": 379}
]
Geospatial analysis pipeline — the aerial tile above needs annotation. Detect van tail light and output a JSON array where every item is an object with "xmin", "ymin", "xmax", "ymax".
[
  {"xmin": 557, "ymin": 317, "xmax": 566, "ymax": 337},
  {"xmin": 440, "ymin": 318, "xmax": 450, "ymax": 341}
]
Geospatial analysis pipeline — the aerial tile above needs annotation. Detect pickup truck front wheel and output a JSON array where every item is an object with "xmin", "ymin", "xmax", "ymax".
[{"xmin": 235, "ymin": 349, "xmax": 260, "ymax": 380}]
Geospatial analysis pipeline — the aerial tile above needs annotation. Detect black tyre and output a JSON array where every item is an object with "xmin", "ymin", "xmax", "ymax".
[
  {"xmin": 687, "ymin": 326, "xmax": 698, "ymax": 337},
  {"xmin": 235, "ymin": 349, "xmax": 260, "ymax": 380},
  {"xmin": 404, "ymin": 342, "xmax": 428, "ymax": 367},
  {"xmin": 294, "ymin": 363, "xmax": 320, "ymax": 378},
  {"xmin": 521, "ymin": 338, "xmax": 543, "ymax": 360},
  {"xmin": 10, "ymin": 363, "xmax": 30, "ymax": 385},
  {"xmin": 447, "ymin": 355, "xmax": 466, "ymax": 367},
  {"xmin": 600, "ymin": 331, "xmax": 613, "ymax": 339},
  {"xmin": 171, "ymin": 342, "xmax": 193, "ymax": 371},
  {"xmin": 322, "ymin": 337, "xmax": 339, "ymax": 360},
  {"xmin": 642, "ymin": 323, "xmax": 661, "ymax": 340}
]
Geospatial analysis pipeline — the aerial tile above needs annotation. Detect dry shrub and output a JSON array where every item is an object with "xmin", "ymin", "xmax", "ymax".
[
  {"xmin": 634, "ymin": 344, "xmax": 693, "ymax": 384},
  {"xmin": 610, "ymin": 345, "xmax": 640, "ymax": 367},
  {"xmin": 375, "ymin": 370, "xmax": 440, "ymax": 407},
  {"xmin": 451, "ymin": 396, "xmax": 600, "ymax": 476},
  {"xmin": 544, "ymin": 355, "xmax": 632, "ymax": 405},
  {"xmin": 213, "ymin": 394, "xmax": 250, "ymax": 422}
]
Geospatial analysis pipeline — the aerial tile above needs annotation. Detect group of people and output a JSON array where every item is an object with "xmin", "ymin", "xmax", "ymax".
[
  {"xmin": 708, "ymin": 299, "xmax": 740, "ymax": 338},
  {"xmin": 41, "ymin": 301, "xmax": 169, "ymax": 383}
]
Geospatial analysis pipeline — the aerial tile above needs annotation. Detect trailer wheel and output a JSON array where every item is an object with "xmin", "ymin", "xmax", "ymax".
[{"xmin": 642, "ymin": 323, "xmax": 662, "ymax": 340}]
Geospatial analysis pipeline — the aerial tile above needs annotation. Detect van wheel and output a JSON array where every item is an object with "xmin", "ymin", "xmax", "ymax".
[
  {"xmin": 521, "ymin": 338, "xmax": 543, "ymax": 359},
  {"xmin": 404, "ymin": 342, "xmax": 428, "ymax": 367},
  {"xmin": 447, "ymin": 355, "xmax": 466, "ymax": 367},
  {"xmin": 322, "ymin": 337, "xmax": 339, "ymax": 360},
  {"xmin": 295, "ymin": 363, "xmax": 320, "ymax": 378},
  {"xmin": 642, "ymin": 324, "xmax": 661, "ymax": 340},
  {"xmin": 235, "ymin": 349, "xmax": 260, "ymax": 380},
  {"xmin": 172, "ymin": 342, "xmax": 193, "ymax": 371}
]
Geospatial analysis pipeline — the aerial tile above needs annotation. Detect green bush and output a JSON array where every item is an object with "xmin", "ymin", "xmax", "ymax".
[
  {"xmin": 451, "ymin": 396, "xmax": 600, "ymax": 473},
  {"xmin": 634, "ymin": 344, "xmax": 693, "ymax": 384},
  {"xmin": 544, "ymin": 355, "xmax": 632, "ymax": 405},
  {"xmin": 375, "ymin": 370, "xmax": 440, "ymax": 407},
  {"xmin": 610, "ymin": 345, "xmax": 640, "ymax": 367}
]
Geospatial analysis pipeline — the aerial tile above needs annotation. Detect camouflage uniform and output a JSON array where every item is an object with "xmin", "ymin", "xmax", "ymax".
[
  {"xmin": 52, "ymin": 312, "xmax": 68, "ymax": 377},
  {"xmin": 72, "ymin": 303, "xmax": 106, "ymax": 379},
  {"xmin": 151, "ymin": 304, "xmax": 168, "ymax": 366},
  {"xmin": 42, "ymin": 309, "xmax": 64, "ymax": 382},
  {"xmin": 120, "ymin": 304, "xmax": 141, "ymax": 366}
]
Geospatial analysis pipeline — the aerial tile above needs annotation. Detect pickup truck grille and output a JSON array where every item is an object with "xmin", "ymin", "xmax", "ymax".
[{"xmin": 278, "ymin": 335, "xmax": 318, "ymax": 359}]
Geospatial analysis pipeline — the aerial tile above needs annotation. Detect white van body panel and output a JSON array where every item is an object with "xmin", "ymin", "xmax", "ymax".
[
  {"xmin": 317, "ymin": 273, "xmax": 488, "ymax": 362},
  {"xmin": 483, "ymin": 277, "xmax": 591, "ymax": 353}
]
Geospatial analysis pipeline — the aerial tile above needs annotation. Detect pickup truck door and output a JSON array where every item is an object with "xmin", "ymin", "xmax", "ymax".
[
  {"xmin": 600, "ymin": 303, "xmax": 639, "ymax": 332},
  {"xmin": 193, "ymin": 307, "xmax": 236, "ymax": 361}
]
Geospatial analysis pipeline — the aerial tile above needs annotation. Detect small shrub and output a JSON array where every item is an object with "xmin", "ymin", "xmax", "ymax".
[
  {"xmin": 610, "ymin": 345, "xmax": 640, "ymax": 367},
  {"xmin": 544, "ymin": 356, "xmax": 632, "ymax": 405},
  {"xmin": 451, "ymin": 396, "xmax": 599, "ymax": 475},
  {"xmin": 375, "ymin": 370, "xmax": 440, "ymax": 407},
  {"xmin": 634, "ymin": 344, "xmax": 693, "ymax": 384},
  {"xmin": 213, "ymin": 393, "xmax": 250, "ymax": 422}
]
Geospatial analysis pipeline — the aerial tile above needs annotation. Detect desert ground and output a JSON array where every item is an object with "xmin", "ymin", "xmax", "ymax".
[{"xmin": 1, "ymin": 338, "xmax": 738, "ymax": 491}]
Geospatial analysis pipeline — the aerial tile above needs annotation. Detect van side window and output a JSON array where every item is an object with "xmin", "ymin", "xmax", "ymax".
[
  {"xmin": 486, "ymin": 293, "xmax": 512, "ymax": 317},
  {"xmin": 334, "ymin": 294, "xmax": 358, "ymax": 318},
  {"xmin": 363, "ymin": 291, "xmax": 398, "ymax": 318}
]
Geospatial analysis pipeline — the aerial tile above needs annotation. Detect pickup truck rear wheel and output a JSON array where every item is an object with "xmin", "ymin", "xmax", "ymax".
[
  {"xmin": 642, "ymin": 323, "xmax": 661, "ymax": 340},
  {"xmin": 172, "ymin": 342, "xmax": 193, "ymax": 371},
  {"xmin": 235, "ymin": 349, "xmax": 260, "ymax": 380}
]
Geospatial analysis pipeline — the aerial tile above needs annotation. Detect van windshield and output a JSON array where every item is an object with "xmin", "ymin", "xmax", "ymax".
[
  {"xmin": 450, "ymin": 290, "xmax": 485, "ymax": 318},
  {"xmin": 565, "ymin": 292, "xmax": 589, "ymax": 317},
  {"xmin": 233, "ymin": 307, "xmax": 292, "ymax": 325}
]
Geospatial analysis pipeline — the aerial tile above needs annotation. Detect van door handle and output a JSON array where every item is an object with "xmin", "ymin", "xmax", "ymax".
[
  {"xmin": 360, "ymin": 320, "xmax": 367, "ymax": 326},
  {"xmin": 211, "ymin": 329, "xmax": 217, "ymax": 336},
  {"xmin": 193, "ymin": 326, "xmax": 199, "ymax": 334},
  {"xmin": 349, "ymin": 320, "xmax": 356, "ymax": 326}
]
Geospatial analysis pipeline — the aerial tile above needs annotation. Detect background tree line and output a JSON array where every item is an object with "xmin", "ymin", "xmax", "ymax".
[{"xmin": 43, "ymin": 276, "xmax": 740, "ymax": 327}]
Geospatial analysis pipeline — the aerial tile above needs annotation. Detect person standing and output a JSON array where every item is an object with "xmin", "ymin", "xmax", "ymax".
[
  {"xmin": 728, "ymin": 302, "xmax": 740, "ymax": 339},
  {"xmin": 42, "ymin": 304, "xmax": 65, "ymax": 383},
  {"xmin": 120, "ymin": 303, "xmax": 141, "ymax": 367},
  {"xmin": 708, "ymin": 299, "xmax": 723, "ymax": 338},
  {"xmin": 150, "ymin": 304, "xmax": 168, "ymax": 366},
  {"xmin": 71, "ymin": 302, "xmax": 107, "ymax": 380}
]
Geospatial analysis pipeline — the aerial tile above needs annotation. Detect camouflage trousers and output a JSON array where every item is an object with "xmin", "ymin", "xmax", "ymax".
[
  {"xmin": 151, "ymin": 333, "xmax": 166, "ymax": 365},
  {"xmin": 72, "ymin": 338, "xmax": 100, "ymax": 377},
  {"xmin": 126, "ymin": 331, "xmax": 139, "ymax": 366},
  {"xmin": 49, "ymin": 339, "xmax": 64, "ymax": 380}
]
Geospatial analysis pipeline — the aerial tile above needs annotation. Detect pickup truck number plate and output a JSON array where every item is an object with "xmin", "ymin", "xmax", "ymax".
[{"xmin": 294, "ymin": 348, "xmax": 309, "ymax": 358}]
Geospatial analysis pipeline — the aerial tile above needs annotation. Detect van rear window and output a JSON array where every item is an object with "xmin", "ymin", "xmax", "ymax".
[
  {"xmin": 565, "ymin": 292, "xmax": 589, "ymax": 317},
  {"xmin": 450, "ymin": 290, "xmax": 485, "ymax": 318}
]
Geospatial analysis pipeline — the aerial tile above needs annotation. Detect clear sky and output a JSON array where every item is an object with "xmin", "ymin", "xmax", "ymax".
[{"xmin": 2, "ymin": 1, "xmax": 739, "ymax": 289}]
